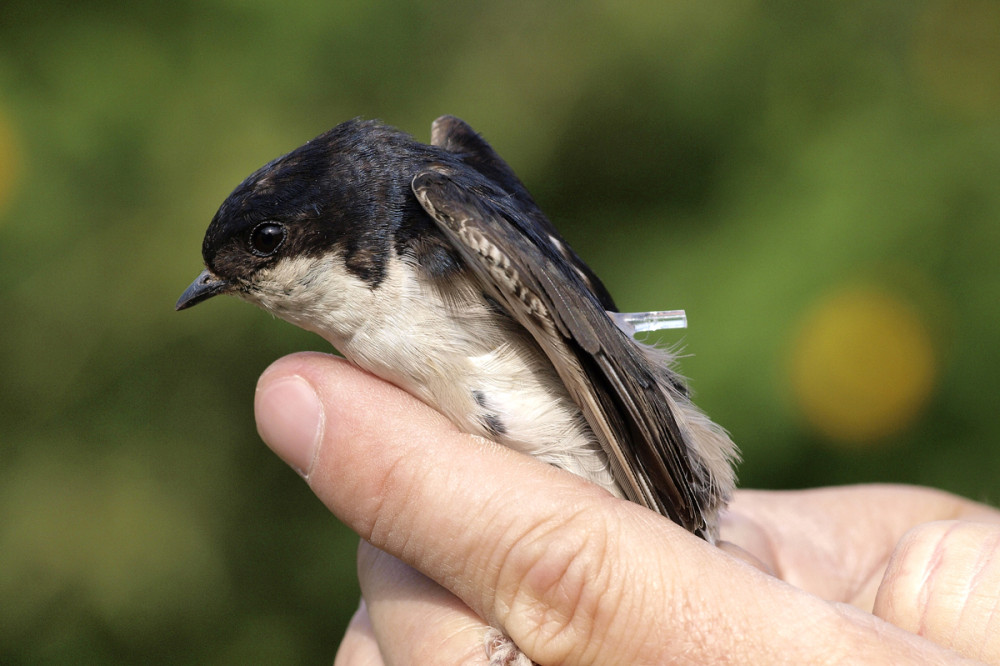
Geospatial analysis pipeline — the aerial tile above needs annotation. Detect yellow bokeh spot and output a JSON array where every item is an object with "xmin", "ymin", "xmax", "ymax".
[
  {"xmin": 789, "ymin": 287, "xmax": 937, "ymax": 445},
  {"xmin": 0, "ymin": 107, "xmax": 20, "ymax": 216}
]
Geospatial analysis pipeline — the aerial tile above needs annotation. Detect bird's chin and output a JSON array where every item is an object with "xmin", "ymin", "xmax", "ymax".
[{"xmin": 240, "ymin": 291, "xmax": 325, "ymax": 339}]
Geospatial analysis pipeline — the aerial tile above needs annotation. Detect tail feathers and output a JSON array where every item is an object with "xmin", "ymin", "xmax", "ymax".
[{"xmin": 637, "ymin": 339, "xmax": 739, "ymax": 542}]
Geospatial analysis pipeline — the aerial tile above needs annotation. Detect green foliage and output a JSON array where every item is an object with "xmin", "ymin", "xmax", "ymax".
[{"xmin": 1, "ymin": 1, "xmax": 998, "ymax": 661}]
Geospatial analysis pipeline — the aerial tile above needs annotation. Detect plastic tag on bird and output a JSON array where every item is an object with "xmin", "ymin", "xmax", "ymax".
[{"xmin": 608, "ymin": 310, "xmax": 687, "ymax": 337}]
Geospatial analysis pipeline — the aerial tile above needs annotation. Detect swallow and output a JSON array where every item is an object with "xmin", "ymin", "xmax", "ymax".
[{"xmin": 177, "ymin": 115, "xmax": 737, "ymax": 540}]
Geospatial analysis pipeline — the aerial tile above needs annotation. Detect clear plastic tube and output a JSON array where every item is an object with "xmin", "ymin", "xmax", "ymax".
[{"xmin": 608, "ymin": 309, "xmax": 687, "ymax": 336}]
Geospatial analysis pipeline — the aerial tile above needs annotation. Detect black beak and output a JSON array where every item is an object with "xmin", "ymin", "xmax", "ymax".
[{"xmin": 176, "ymin": 269, "xmax": 232, "ymax": 311}]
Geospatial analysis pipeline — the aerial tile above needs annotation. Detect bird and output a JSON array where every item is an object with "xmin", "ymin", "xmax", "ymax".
[{"xmin": 177, "ymin": 115, "xmax": 737, "ymax": 662}]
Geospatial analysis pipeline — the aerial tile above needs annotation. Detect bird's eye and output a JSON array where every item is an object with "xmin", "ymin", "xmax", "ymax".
[{"xmin": 249, "ymin": 222, "xmax": 286, "ymax": 257}]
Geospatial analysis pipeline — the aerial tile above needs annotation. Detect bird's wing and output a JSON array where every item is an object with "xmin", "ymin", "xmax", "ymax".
[
  {"xmin": 428, "ymin": 115, "xmax": 617, "ymax": 311},
  {"xmin": 414, "ymin": 119, "xmax": 735, "ymax": 537}
]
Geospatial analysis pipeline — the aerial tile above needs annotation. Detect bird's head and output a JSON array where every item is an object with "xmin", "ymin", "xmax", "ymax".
[{"xmin": 176, "ymin": 119, "xmax": 444, "ymax": 337}]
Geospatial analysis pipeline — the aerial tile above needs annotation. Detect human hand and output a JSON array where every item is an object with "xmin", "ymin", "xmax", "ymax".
[{"xmin": 255, "ymin": 352, "xmax": 1000, "ymax": 665}]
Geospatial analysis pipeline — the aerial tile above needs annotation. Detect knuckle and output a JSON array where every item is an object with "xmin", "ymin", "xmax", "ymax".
[{"xmin": 492, "ymin": 503, "xmax": 624, "ymax": 663}]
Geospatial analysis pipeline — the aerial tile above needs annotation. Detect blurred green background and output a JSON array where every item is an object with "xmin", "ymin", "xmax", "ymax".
[{"xmin": 2, "ymin": 1, "xmax": 999, "ymax": 662}]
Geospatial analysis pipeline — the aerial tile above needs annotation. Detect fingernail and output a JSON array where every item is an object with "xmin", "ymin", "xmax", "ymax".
[{"xmin": 256, "ymin": 375, "xmax": 324, "ymax": 477}]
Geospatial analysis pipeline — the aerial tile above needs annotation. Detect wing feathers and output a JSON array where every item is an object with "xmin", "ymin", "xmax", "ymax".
[{"xmin": 413, "ymin": 165, "xmax": 735, "ymax": 538}]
